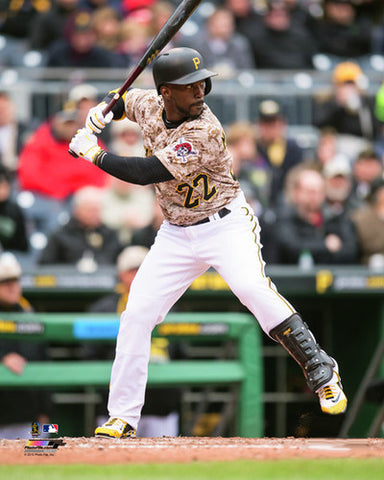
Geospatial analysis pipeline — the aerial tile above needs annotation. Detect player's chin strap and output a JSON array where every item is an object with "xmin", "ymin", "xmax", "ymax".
[{"xmin": 269, "ymin": 313, "xmax": 334, "ymax": 392}]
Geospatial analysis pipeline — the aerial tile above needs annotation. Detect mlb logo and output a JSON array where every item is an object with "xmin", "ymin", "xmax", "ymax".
[{"xmin": 43, "ymin": 424, "xmax": 58, "ymax": 434}]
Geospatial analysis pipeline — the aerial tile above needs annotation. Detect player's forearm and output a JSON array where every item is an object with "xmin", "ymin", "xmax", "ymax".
[{"xmin": 95, "ymin": 152, "xmax": 174, "ymax": 185}]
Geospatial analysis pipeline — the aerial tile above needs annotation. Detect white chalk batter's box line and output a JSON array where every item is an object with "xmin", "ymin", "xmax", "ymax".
[{"xmin": 76, "ymin": 442, "xmax": 350, "ymax": 452}]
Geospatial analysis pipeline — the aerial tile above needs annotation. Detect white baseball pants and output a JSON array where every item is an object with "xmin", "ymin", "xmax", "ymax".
[{"xmin": 108, "ymin": 192, "xmax": 295, "ymax": 429}]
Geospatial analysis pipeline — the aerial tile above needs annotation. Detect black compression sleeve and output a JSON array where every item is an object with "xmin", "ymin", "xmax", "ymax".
[{"xmin": 95, "ymin": 152, "xmax": 174, "ymax": 185}]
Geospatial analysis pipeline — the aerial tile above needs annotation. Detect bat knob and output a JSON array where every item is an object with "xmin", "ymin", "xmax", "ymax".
[{"xmin": 68, "ymin": 149, "xmax": 79, "ymax": 158}]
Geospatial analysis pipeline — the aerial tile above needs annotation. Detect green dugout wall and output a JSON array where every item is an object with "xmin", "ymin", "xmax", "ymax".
[{"xmin": 0, "ymin": 312, "xmax": 263, "ymax": 437}]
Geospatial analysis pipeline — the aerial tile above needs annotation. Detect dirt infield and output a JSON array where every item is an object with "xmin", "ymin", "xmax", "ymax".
[{"xmin": 0, "ymin": 437, "xmax": 383, "ymax": 464}]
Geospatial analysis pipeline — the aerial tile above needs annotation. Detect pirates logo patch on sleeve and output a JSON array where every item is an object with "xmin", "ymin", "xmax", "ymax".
[{"xmin": 173, "ymin": 137, "xmax": 198, "ymax": 163}]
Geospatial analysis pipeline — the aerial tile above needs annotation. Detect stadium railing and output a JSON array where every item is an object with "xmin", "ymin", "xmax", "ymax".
[{"xmin": 3, "ymin": 67, "xmax": 383, "ymax": 127}]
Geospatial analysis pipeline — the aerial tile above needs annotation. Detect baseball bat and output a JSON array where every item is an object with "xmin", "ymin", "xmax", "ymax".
[{"xmin": 69, "ymin": 0, "xmax": 202, "ymax": 157}]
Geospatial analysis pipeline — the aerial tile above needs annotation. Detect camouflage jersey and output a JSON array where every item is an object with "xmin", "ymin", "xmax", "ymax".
[{"xmin": 124, "ymin": 88, "xmax": 240, "ymax": 226}]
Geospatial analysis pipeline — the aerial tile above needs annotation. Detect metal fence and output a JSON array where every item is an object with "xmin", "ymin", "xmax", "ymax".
[{"xmin": 2, "ymin": 66, "xmax": 383, "ymax": 127}]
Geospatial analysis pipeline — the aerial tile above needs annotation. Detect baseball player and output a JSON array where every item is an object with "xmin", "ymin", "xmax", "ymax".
[{"xmin": 69, "ymin": 48, "xmax": 347, "ymax": 439}]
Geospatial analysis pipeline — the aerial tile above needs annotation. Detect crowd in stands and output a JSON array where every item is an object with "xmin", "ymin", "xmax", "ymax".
[
  {"xmin": 1, "ymin": 0, "xmax": 384, "ymax": 270},
  {"xmin": 0, "ymin": 1, "xmax": 384, "ymax": 70}
]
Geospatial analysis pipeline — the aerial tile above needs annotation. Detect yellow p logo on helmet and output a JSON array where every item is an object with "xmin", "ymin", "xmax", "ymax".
[{"xmin": 192, "ymin": 57, "xmax": 200, "ymax": 70}]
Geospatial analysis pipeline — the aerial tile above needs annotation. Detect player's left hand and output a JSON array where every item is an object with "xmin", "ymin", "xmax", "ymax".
[{"xmin": 69, "ymin": 128, "xmax": 102, "ymax": 164}]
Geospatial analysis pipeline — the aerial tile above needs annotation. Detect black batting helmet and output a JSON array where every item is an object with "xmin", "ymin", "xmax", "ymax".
[{"xmin": 153, "ymin": 48, "xmax": 217, "ymax": 95}]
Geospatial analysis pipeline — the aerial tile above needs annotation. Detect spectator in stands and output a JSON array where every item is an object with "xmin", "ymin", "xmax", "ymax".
[
  {"xmin": 131, "ymin": 199, "xmax": 164, "ymax": 249},
  {"xmin": 147, "ymin": 1, "xmax": 185, "ymax": 54},
  {"xmin": 67, "ymin": 83, "xmax": 99, "ymax": 127},
  {"xmin": 225, "ymin": 119, "xmax": 289, "ymax": 262},
  {"xmin": 0, "ymin": 253, "xmax": 28, "ymax": 310},
  {"xmin": 0, "ymin": 165, "xmax": 29, "ymax": 254},
  {"xmin": 322, "ymin": 153, "xmax": 361, "ymax": 214},
  {"xmin": 18, "ymin": 108, "xmax": 107, "ymax": 236},
  {"xmin": 66, "ymin": 83, "xmax": 111, "ymax": 146},
  {"xmin": 224, "ymin": 0, "xmax": 263, "ymax": 46},
  {"xmin": 38, "ymin": 186, "xmax": 122, "ymax": 268},
  {"xmin": 109, "ymin": 118, "xmax": 143, "ymax": 156},
  {"xmin": 0, "ymin": 0, "xmax": 51, "ymax": 45},
  {"xmin": 313, "ymin": 127, "xmax": 336, "ymax": 166},
  {"xmin": 99, "ymin": 119, "xmax": 154, "ymax": 246},
  {"xmin": 313, "ymin": 61, "xmax": 379, "ymax": 157},
  {"xmin": 45, "ymin": 10, "xmax": 124, "ymax": 68},
  {"xmin": 148, "ymin": 1, "xmax": 174, "ymax": 38},
  {"xmin": 117, "ymin": 17, "xmax": 152, "ymax": 68},
  {"xmin": 281, "ymin": 0, "xmax": 315, "ymax": 32},
  {"xmin": 29, "ymin": 0, "xmax": 79, "ymax": 52},
  {"xmin": 312, "ymin": 0, "xmax": 373, "ymax": 61},
  {"xmin": 87, "ymin": 245, "xmax": 181, "ymax": 437},
  {"xmin": 101, "ymin": 177, "xmax": 155, "ymax": 246},
  {"xmin": 275, "ymin": 165, "xmax": 358, "ymax": 264},
  {"xmin": 80, "ymin": 0, "xmax": 122, "ymax": 15},
  {"xmin": 91, "ymin": 6, "xmax": 122, "ymax": 53},
  {"xmin": 88, "ymin": 246, "xmax": 149, "ymax": 313},
  {"xmin": 0, "ymin": 91, "xmax": 28, "ymax": 173},
  {"xmin": 255, "ymin": 99, "xmax": 304, "ymax": 207},
  {"xmin": 181, "ymin": 6, "xmax": 254, "ymax": 76},
  {"xmin": 227, "ymin": 121, "xmax": 271, "ymax": 215},
  {"xmin": 350, "ymin": 149, "xmax": 383, "ymax": 206},
  {"xmin": 0, "ymin": 252, "xmax": 51, "ymax": 439},
  {"xmin": 351, "ymin": 177, "xmax": 384, "ymax": 266},
  {"xmin": 122, "ymin": 0, "xmax": 155, "ymax": 20},
  {"xmin": 249, "ymin": 1, "xmax": 316, "ymax": 69},
  {"xmin": 313, "ymin": 127, "xmax": 340, "ymax": 169},
  {"xmin": 227, "ymin": 121, "xmax": 257, "ymax": 177}
]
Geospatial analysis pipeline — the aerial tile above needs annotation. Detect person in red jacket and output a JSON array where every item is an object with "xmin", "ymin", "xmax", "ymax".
[
  {"xmin": 17, "ymin": 108, "xmax": 108, "ymax": 237},
  {"xmin": 18, "ymin": 109, "xmax": 107, "ymax": 200}
]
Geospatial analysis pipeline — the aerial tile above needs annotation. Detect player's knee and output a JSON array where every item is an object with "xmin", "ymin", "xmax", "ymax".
[{"xmin": 122, "ymin": 297, "xmax": 165, "ymax": 329}]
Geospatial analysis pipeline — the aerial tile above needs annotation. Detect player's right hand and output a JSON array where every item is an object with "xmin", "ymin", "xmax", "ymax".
[
  {"xmin": 86, "ymin": 103, "xmax": 113, "ymax": 134},
  {"xmin": 69, "ymin": 128, "xmax": 102, "ymax": 164}
]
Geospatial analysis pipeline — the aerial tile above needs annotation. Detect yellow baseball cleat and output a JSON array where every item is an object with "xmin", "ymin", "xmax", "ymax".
[
  {"xmin": 95, "ymin": 417, "xmax": 136, "ymax": 438},
  {"xmin": 316, "ymin": 362, "xmax": 347, "ymax": 415}
]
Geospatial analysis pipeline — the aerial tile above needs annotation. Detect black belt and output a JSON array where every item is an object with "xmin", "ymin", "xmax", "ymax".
[{"xmin": 177, "ymin": 207, "xmax": 231, "ymax": 227}]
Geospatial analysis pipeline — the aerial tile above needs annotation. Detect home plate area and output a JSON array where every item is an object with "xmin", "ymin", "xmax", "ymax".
[{"xmin": 1, "ymin": 437, "xmax": 384, "ymax": 464}]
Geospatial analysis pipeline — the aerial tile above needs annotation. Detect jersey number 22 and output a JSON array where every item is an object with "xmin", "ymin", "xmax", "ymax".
[{"xmin": 176, "ymin": 173, "xmax": 217, "ymax": 209}]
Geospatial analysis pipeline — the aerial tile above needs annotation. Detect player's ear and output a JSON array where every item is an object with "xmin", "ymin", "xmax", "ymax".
[{"xmin": 160, "ymin": 85, "xmax": 171, "ymax": 99}]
